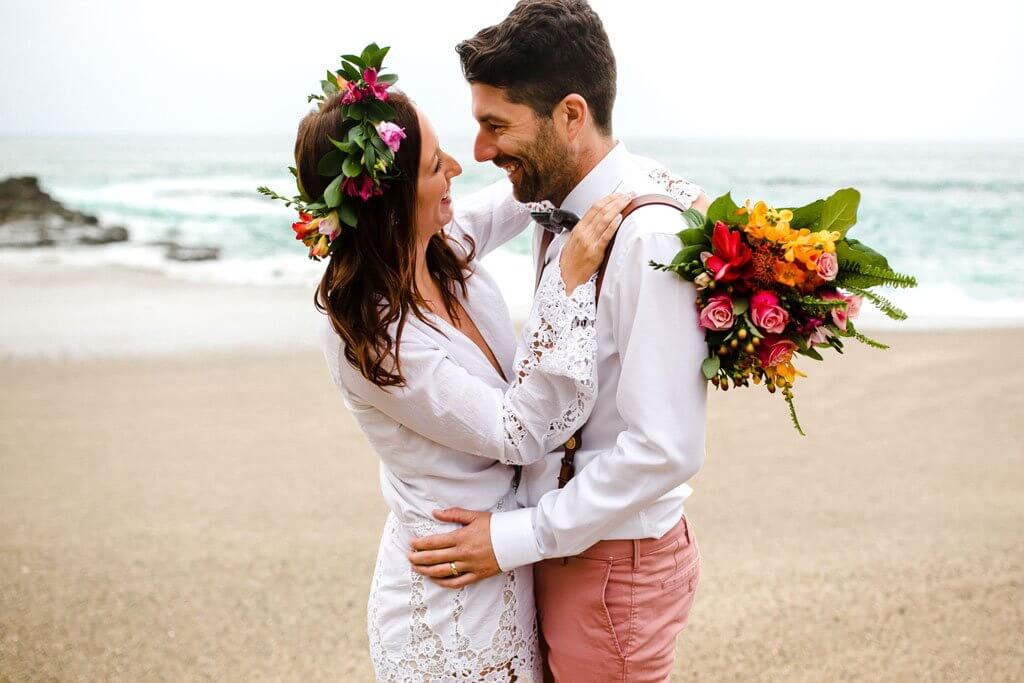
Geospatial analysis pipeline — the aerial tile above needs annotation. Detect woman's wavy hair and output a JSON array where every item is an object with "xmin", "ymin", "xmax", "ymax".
[{"xmin": 297, "ymin": 90, "xmax": 474, "ymax": 388}]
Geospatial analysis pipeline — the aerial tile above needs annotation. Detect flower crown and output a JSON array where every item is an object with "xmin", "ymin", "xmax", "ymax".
[{"xmin": 257, "ymin": 43, "xmax": 404, "ymax": 260}]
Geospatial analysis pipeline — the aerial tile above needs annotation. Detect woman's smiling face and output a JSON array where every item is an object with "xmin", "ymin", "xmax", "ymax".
[{"xmin": 415, "ymin": 107, "xmax": 463, "ymax": 241}]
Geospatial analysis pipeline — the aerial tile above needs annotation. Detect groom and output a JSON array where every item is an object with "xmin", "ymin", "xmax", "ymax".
[{"xmin": 410, "ymin": 1, "xmax": 710, "ymax": 679}]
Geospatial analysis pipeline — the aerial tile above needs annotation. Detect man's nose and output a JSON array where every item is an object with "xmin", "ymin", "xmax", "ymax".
[{"xmin": 474, "ymin": 131, "xmax": 497, "ymax": 163}]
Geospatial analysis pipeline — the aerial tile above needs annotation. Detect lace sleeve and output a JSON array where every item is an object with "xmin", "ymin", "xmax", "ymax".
[
  {"xmin": 320, "ymin": 262, "xmax": 599, "ymax": 467},
  {"xmin": 647, "ymin": 165, "xmax": 706, "ymax": 210},
  {"xmin": 500, "ymin": 259, "xmax": 598, "ymax": 463}
]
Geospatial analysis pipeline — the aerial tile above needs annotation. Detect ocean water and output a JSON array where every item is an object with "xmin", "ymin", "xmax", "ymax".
[{"xmin": 2, "ymin": 135, "xmax": 1022, "ymax": 327}]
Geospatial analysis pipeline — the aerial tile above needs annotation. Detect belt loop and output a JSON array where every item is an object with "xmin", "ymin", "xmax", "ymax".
[
  {"xmin": 682, "ymin": 515, "xmax": 691, "ymax": 547},
  {"xmin": 632, "ymin": 539, "xmax": 640, "ymax": 572}
]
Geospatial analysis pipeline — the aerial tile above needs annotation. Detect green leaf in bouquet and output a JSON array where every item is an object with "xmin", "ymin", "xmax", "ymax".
[
  {"xmin": 819, "ymin": 188, "xmax": 860, "ymax": 236},
  {"xmin": 705, "ymin": 192, "xmax": 742, "ymax": 230},
  {"xmin": 677, "ymin": 227, "xmax": 708, "ymax": 248},
  {"xmin": 671, "ymin": 245, "xmax": 705, "ymax": 268},
  {"xmin": 701, "ymin": 355, "xmax": 721, "ymax": 380},
  {"xmin": 318, "ymin": 149, "xmax": 343, "ymax": 177},
  {"xmin": 786, "ymin": 199, "xmax": 824, "ymax": 229},
  {"xmin": 339, "ymin": 201, "xmax": 358, "ymax": 228},
  {"xmin": 843, "ymin": 285, "xmax": 909, "ymax": 320},
  {"xmin": 732, "ymin": 297, "xmax": 749, "ymax": 316},
  {"xmin": 680, "ymin": 208, "xmax": 706, "ymax": 231},
  {"xmin": 323, "ymin": 175, "xmax": 344, "ymax": 208},
  {"xmin": 846, "ymin": 322, "xmax": 890, "ymax": 349},
  {"xmin": 836, "ymin": 238, "xmax": 889, "ymax": 270},
  {"xmin": 797, "ymin": 345, "xmax": 825, "ymax": 361}
]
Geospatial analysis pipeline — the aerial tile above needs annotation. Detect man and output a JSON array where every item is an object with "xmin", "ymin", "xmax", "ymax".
[{"xmin": 409, "ymin": 1, "xmax": 710, "ymax": 679}]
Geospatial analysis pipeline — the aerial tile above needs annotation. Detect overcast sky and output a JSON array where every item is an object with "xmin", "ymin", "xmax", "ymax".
[{"xmin": 1, "ymin": 0, "xmax": 1021, "ymax": 140}]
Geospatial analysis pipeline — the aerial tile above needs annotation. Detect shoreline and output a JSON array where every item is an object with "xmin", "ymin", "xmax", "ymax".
[{"xmin": 2, "ymin": 260, "xmax": 1023, "ymax": 362}]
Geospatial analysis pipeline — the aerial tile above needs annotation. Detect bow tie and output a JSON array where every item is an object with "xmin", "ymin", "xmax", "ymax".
[{"xmin": 530, "ymin": 208, "xmax": 581, "ymax": 234}]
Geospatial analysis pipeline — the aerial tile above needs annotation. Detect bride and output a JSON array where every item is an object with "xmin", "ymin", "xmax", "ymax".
[{"xmin": 295, "ymin": 82, "xmax": 701, "ymax": 681}]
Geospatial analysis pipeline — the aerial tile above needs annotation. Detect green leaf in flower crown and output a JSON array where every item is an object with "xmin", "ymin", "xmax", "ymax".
[
  {"xmin": 364, "ymin": 145, "xmax": 377, "ymax": 169},
  {"xmin": 701, "ymin": 355, "xmax": 721, "ymax": 380},
  {"xmin": 677, "ymin": 227, "xmax": 708, "ymax": 248},
  {"xmin": 836, "ymin": 238, "xmax": 889, "ymax": 269},
  {"xmin": 328, "ymin": 136, "xmax": 354, "ymax": 154},
  {"xmin": 378, "ymin": 73, "xmax": 399, "ymax": 85},
  {"xmin": 326, "ymin": 70, "xmax": 338, "ymax": 87},
  {"xmin": 732, "ymin": 297, "xmax": 749, "ymax": 316},
  {"xmin": 342, "ymin": 54, "xmax": 367, "ymax": 71},
  {"xmin": 787, "ymin": 199, "xmax": 824, "ymax": 229},
  {"xmin": 318, "ymin": 150, "xmax": 343, "ymax": 177},
  {"xmin": 321, "ymin": 79, "xmax": 338, "ymax": 96},
  {"xmin": 339, "ymin": 202, "xmax": 358, "ymax": 228},
  {"xmin": 323, "ymin": 175, "xmax": 344, "ymax": 208},
  {"xmin": 370, "ymin": 46, "xmax": 390, "ymax": 68},
  {"xmin": 347, "ymin": 125, "xmax": 367, "ymax": 147},
  {"xmin": 340, "ymin": 62, "xmax": 361, "ymax": 83},
  {"xmin": 819, "ymin": 188, "xmax": 860, "ymax": 236},
  {"xmin": 342, "ymin": 155, "xmax": 363, "ymax": 178}
]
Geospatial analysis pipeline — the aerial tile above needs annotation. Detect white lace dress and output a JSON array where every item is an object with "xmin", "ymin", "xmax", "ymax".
[
  {"xmin": 319, "ymin": 180, "xmax": 597, "ymax": 682},
  {"xmin": 318, "ymin": 161, "xmax": 703, "ymax": 683}
]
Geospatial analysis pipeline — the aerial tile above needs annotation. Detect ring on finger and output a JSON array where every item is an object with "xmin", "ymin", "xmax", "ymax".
[{"xmin": 448, "ymin": 561, "xmax": 461, "ymax": 578}]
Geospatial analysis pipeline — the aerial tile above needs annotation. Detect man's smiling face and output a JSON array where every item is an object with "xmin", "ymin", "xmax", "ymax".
[{"xmin": 469, "ymin": 83, "xmax": 576, "ymax": 204}]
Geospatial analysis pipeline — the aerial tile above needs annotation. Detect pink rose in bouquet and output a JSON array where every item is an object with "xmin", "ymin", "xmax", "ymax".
[
  {"xmin": 751, "ymin": 290, "xmax": 790, "ymax": 334},
  {"xmin": 699, "ymin": 295, "xmax": 734, "ymax": 331}
]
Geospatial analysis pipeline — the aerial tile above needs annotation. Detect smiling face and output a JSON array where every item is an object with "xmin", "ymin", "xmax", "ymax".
[
  {"xmin": 469, "ymin": 83, "xmax": 576, "ymax": 205},
  {"xmin": 415, "ymin": 107, "xmax": 462, "ymax": 241}
]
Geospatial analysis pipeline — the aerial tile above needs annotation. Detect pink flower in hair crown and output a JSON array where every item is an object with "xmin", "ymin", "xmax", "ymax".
[
  {"xmin": 363, "ymin": 68, "xmax": 391, "ymax": 101},
  {"xmin": 375, "ymin": 121, "xmax": 406, "ymax": 153}
]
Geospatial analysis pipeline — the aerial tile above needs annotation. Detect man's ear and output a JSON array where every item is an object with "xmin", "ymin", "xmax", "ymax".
[{"xmin": 557, "ymin": 94, "xmax": 589, "ymax": 141}]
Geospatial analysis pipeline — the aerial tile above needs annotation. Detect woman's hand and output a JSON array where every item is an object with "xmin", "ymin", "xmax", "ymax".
[{"xmin": 558, "ymin": 192, "xmax": 632, "ymax": 294}]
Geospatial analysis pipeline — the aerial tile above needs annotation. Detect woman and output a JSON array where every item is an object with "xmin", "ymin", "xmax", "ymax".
[{"xmin": 303, "ymin": 87, "xmax": 628, "ymax": 681}]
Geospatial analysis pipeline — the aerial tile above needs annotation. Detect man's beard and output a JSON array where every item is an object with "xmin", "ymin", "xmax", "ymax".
[{"xmin": 496, "ymin": 122, "xmax": 577, "ymax": 205}]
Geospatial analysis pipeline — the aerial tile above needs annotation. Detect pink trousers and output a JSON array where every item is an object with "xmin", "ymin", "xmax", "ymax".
[{"xmin": 534, "ymin": 515, "xmax": 700, "ymax": 683}]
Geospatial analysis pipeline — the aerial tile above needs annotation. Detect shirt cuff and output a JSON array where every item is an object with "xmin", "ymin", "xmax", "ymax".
[{"xmin": 489, "ymin": 507, "xmax": 543, "ymax": 571}]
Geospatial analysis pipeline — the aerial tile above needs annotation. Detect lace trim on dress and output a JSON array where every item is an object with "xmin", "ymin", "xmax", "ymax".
[
  {"xmin": 368, "ymin": 502, "xmax": 540, "ymax": 682},
  {"xmin": 501, "ymin": 260, "xmax": 598, "ymax": 455},
  {"xmin": 647, "ymin": 166, "xmax": 705, "ymax": 209}
]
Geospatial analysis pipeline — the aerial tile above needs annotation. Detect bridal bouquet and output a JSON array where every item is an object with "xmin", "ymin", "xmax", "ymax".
[{"xmin": 653, "ymin": 189, "xmax": 916, "ymax": 434}]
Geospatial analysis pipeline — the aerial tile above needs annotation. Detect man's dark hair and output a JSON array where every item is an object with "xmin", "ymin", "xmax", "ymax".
[{"xmin": 456, "ymin": 0, "xmax": 616, "ymax": 135}]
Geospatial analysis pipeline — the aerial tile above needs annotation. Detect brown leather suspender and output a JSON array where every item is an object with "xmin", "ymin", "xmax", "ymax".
[{"xmin": 534, "ymin": 193, "xmax": 686, "ymax": 488}]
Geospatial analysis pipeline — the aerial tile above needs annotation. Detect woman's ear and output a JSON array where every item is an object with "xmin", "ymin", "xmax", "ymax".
[{"xmin": 557, "ymin": 94, "xmax": 589, "ymax": 142}]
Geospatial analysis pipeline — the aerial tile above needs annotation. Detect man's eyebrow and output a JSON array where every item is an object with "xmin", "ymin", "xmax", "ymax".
[{"xmin": 476, "ymin": 112, "xmax": 510, "ymax": 125}]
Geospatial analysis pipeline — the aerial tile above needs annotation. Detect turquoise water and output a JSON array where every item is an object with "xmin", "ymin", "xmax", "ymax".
[{"xmin": 2, "ymin": 135, "xmax": 1022, "ymax": 320}]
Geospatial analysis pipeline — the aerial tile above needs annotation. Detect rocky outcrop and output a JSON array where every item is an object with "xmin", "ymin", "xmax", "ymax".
[{"xmin": 0, "ymin": 176, "xmax": 130, "ymax": 248}]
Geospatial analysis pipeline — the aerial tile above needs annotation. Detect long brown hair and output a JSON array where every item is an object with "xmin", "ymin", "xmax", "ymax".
[{"xmin": 298, "ymin": 90, "xmax": 474, "ymax": 388}]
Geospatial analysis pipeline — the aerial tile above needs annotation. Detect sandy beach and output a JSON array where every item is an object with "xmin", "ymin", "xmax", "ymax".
[{"xmin": 1, "ymin": 264, "xmax": 1022, "ymax": 682}]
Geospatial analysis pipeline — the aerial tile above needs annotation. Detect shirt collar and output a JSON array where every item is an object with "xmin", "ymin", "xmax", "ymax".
[{"xmin": 559, "ymin": 141, "xmax": 630, "ymax": 218}]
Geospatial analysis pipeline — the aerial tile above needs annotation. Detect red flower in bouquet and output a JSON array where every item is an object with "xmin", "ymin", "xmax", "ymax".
[
  {"xmin": 707, "ymin": 221, "xmax": 752, "ymax": 283},
  {"xmin": 758, "ymin": 334, "xmax": 797, "ymax": 368}
]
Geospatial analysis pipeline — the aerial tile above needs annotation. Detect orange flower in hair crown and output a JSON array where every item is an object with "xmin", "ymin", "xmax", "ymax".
[{"xmin": 257, "ymin": 43, "xmax": 403, "ymax": 260}]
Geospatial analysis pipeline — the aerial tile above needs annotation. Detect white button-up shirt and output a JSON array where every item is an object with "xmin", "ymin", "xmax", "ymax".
[{"xmin": 490, "ymin": 141, "xmax": 709, "ymax": 571}]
